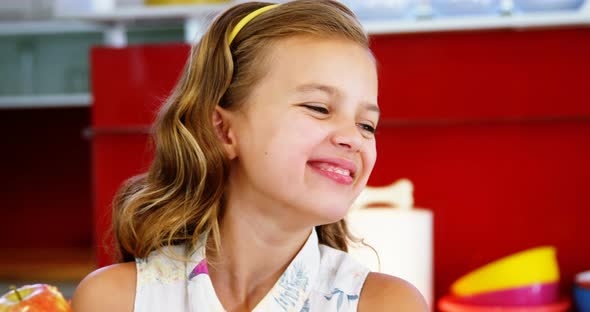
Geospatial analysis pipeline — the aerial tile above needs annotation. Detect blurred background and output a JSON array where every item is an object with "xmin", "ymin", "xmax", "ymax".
[{"xmin": 0, "ymin": 0, "xmax": 588, "ymax": 310}]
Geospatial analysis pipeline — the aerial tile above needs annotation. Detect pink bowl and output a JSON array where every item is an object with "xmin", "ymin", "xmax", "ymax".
[
  {"xmin": 454, "ymin": 282, "xmax": 560, "ymax": 306},
  {"xmin": 438, "ymin": 296, "xmax": 571, "ymax": 312}
]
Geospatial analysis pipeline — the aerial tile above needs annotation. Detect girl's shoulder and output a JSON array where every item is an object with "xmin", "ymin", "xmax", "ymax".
[
  {"xmin": 71, "ymin": 262, "xmax": 136, "ymax": 312},
  {"xmin": 317, "ymin": 245, "xmax": 428, "ymax": 311},
  {"xmin": 358, "ymin": 272, "xmax": 429, "ymax": 312}
]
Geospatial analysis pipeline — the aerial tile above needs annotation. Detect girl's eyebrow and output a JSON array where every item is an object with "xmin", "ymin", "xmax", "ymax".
[
  {"xmin": 295, "ymin": 83, "xmax": 337, "ymax": 96},
  {"xmin": 294, "ymin": 83, "xmax": 380, "ymax": 115},
  {"xmin": 363, "ymin": 102, "xmax": 380, "ymax": 115}
]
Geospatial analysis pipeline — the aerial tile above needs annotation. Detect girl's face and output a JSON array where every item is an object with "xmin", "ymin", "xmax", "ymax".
[{"xmin": 223, "ymin": 36, "xmax": 379, "ymax": 226}]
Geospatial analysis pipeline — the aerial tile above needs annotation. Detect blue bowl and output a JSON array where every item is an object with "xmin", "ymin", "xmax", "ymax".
[{"xmin": 574, "ymin": 285, "xmax": 590, "ymax": 312}]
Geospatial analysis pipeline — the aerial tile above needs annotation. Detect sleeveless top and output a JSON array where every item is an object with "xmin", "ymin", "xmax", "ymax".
[{"xmin": 134, "ymin": 228, "xmax": 371, "ymax": 311}]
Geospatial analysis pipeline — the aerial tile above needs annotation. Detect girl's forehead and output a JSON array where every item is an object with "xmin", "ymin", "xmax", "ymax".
[
  {"xmin": 255, "ymin": 37, "xmax": 377, "ymax": 96},
  {"xmin": 268, "ymin": 35, "xmax": 367, "ymax": 58},
  {"xmin": 261, "ymin": 37, "xmax": 375, "ymax": 81}
]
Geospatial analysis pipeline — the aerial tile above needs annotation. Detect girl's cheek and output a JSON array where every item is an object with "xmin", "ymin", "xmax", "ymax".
[{"xmin": 363, "ymin": 144, "xmax": 378, "ymax": 170}]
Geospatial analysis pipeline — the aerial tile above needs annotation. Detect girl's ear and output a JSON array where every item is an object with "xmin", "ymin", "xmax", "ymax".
[{"xmin": 212, "ymin": 106, "xmax": 238, "ymax": 160}]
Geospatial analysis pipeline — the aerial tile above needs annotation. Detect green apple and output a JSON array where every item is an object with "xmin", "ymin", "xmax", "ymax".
[{"xmin": 0, "ymin": 284, "xmax": 72, "ymax": 312}]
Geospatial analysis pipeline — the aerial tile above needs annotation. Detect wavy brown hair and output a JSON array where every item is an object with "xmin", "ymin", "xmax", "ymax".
[{"xmin": 112, "ymin": 0, "xmax": 371, "ymax": 263}]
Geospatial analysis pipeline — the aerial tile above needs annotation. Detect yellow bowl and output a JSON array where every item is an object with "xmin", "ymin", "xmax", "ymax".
[{"xmin": 451, "ymin": 246, "xmax": 559, "ymax": 296}]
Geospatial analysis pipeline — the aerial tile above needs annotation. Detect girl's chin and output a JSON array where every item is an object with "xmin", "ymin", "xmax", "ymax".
[{"xmin": 310, "ymin": 204, "xmax": 351, "ymax": 225}]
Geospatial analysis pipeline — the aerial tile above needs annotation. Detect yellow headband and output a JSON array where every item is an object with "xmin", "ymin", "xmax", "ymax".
[{"xmin": 228, "ymin": 4, "xmax": 279, "ymax": 45}]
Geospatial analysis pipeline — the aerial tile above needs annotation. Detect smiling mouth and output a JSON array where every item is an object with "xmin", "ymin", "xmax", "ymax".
[
  {"xmin": 307, "ymin": 160, "xmax": 356, "ymax": 185},
  {"xmin": 312, "ymin": 162, "xmax": 352, "ymax": 177}
]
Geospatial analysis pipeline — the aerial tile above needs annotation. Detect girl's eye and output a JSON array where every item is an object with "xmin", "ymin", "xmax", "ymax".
[
  {"xmin": 358, "ymin": 123, "xmax": 376, "ymax": 134},
  {"xmin": 302, "ymin": 104, "xmax": 329, "ymax": 114}
]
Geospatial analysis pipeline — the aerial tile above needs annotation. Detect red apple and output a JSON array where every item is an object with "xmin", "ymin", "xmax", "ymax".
[{"xmin": 0, "ymin": 284, "xmax": 72, "ymax": 312}]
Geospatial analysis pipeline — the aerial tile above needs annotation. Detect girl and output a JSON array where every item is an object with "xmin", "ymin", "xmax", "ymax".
[{"xmin": 72, "ymin": 1, "xmax": 428, "ymax": 311}]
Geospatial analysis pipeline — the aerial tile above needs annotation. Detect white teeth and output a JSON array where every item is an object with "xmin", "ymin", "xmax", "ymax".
[{"xmin": 320, "ymin": 166, "xmax": 350, "ymax": 176}]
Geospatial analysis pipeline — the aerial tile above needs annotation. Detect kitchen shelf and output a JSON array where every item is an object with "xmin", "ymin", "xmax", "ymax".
[
  {"xmin": 57, "ymin": 3, "xmax": 231, "ymax": 46},
  {"xmin": 0, "ymin": 3, "xmax": 586, "ymax": 45},
  {"xmin": 0, "ymin": 20, "xmax": 105, "ymax": 36},
  {"xmin": 0, "ymin": 94, "xmax": 91, "ymax": 109},
  {"xmin": 58, "ymin": 3, "xmax": 231, "ymax": 21},
  {"xmin": 364, "ymin": 10, "xmax": 590, "ymax": 35},
  {"xmin": 55, "ymin": 2, "xmax": 590, "ymax": 46}
]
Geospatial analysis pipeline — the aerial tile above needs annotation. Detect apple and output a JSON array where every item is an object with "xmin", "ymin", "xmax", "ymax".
[{"xmin": 0, "ymin": 284, "xmax": 72, "ymax": 312}]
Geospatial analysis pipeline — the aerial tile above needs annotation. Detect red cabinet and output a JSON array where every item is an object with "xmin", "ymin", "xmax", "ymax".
[{"xmin": 90, "ymin": 44, "xmax": 190, "ymax": 265}]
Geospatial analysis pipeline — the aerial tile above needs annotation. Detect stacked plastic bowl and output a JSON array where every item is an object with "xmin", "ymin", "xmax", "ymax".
[
  {"xmin": 574, "ymin": 271, "xmax": 590, "ymax": 312},
  {"xmin": 438, "ymin": 246, "xmax": 571, "ymax": 312}
]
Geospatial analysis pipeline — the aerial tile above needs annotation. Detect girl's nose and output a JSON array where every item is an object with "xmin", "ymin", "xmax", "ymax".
[{"xmin": 330, "ymin": 122, "xmax": 363, "ymax": 153}]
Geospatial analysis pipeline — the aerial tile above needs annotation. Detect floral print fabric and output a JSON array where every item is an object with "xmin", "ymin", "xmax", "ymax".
[{"xmin": 135, "ymin": 228, "xmax": 370, "ymax": 311}]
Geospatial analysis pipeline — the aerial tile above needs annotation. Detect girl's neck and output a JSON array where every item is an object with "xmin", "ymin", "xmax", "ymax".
[{"xmin": 206, "ymin": 202, "xmax": 312, "ymax": 311}]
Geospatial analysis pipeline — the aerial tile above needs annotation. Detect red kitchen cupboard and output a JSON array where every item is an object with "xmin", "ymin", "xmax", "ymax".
[
  {"xmin": 91, "ymin": 43, "xmax": 191, "ymax": 263},
  {"xmin": 91, "ymin": 27, "xmax": 590, "ymax": 302}
]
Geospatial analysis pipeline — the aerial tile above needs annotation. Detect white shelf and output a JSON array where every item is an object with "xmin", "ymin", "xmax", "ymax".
[
  {"xmin": 364, "ymin": 10, "xmax": 590, "ymax": 35},
  {"xmin": 1, "ymin": 4, "xmax": 587, "ymax": 43},
  {"xmin": 0, "ymin": 93, "xmax": 92, "ymax": 109},
  {"xmin": 57, "ymin": 3, "xmax": 233, "ymax": 46},
  {"xmin": 56, "ymin": 3, "xmax": 233, "ymax": 22},
  {"xmin": 53, "ymin": 3, "xmax": 590, "ymax": 45},
  {"xmin": 0, "ymin": 20, "xmax": 105, "ymax": 36}
]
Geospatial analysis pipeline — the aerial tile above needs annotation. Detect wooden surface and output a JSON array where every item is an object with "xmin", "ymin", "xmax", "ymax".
[{"xmin": 0, "ymin": 248, "xmax": 95, "ymax": 282}]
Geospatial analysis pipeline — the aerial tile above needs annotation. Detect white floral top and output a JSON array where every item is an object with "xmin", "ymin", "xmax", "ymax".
[{"xmin": 134, "ymin": 228, "xmax": 370, "ymax": 311}]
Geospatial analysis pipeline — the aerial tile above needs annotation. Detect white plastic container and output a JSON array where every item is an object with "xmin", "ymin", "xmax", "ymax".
[{"xmin": 348, "ymin": 179, "xmax": 434, "ymax": 309}]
